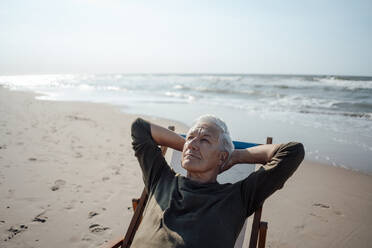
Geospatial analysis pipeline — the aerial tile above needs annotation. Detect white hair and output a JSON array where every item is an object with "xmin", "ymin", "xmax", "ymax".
[{"xmin": 190, "ymin": 114, "xmax": 234, "ymax": 158}]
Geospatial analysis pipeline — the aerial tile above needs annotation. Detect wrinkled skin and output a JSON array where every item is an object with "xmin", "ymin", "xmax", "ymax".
[{"xmin": 181, "ymin": 122, "xmax": 228, "ymax": 182}]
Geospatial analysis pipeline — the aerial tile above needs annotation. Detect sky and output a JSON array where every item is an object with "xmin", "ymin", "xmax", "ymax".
[{"xmin": 0, "ymin": 0, "xmax": 371, "ymax": 76}]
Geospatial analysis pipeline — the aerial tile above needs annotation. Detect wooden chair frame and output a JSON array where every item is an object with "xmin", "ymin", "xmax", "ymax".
[{"xmin": 108, "ymin": 127, "xmax": 271, "ymax": 248}]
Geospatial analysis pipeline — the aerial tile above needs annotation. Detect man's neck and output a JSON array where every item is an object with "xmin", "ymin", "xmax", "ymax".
[{"xmin": 186, "ymin": 171, "xmax": 218, "ymax": 184}]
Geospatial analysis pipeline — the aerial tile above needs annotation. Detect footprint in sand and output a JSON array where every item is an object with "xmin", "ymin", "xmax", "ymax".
[
  {"xmin": 67, "ymin": 115, "xmax": 92, "ymax": 122},
  {"xmin": 89, "ymin": 224, "xmax": 109, "ymax": 233},
  {"xmin": 64, "ymin": 204, "xmax": 74, "ymax": 210},
  {"xmin": 88, "ymin": 211, "xmax": 99, "ymax": 219},
  {"xmin": 3, "ymin": 224, "xmax": 28, "ymax": 242},
  {"xmin": 50, "ymin": 126, "xmax": 57, "ymax": 133},
  {"xmin": 64, "ymin": 200, "xmax": 77, "ymax": 210},
  {"xmin": 7, "ymin": 189, "xmax": 15, "ymax": 198},
  {"xmin": 102, "ymin": 176, "xmax": 110, "ymax": 182},
  {"xmin": 333, "ymin": 210, "xmax": 343, "ymax": 216},
  {"xmin": 312, "ymin": 203, "xmax": 330, "ymax": 208},
  {"xmin": 294, "ymin": 224, "xmax": 305, "ymax": 232},
  {"xmin": 81, "ymin": 234, "xmax": 94, "ymax": 242},
  {"xmin": 51, "ymin": 179, "xmax": 66, "ymax": 191},
  {"xmin": 309, "ymin": 213, "xmax": 328, "ymax": 223},
  {"xmin": 110, "ymin": 166, "xmax": 121, "ymax": 175},
  {"xmin": 312, "ymin": 202, "xmax": 343, "ymax": 216},
  {"xmin": 33, "ymin": 211, "xmax": 48, "ymax": 223},
  {"xmin": 73, "ymin": 184, "xmax": 83, "ymax": 193},
  {"xmin": 74, "ymin": 152, "xmax": 83, "ymax": 158},
  {"xmin": 310, "ymin": 203, "xmax": 335, "ymax": 223},
  {"xmin": 28, "ymin": 157, "xmax": 37, "ymax": 161},
  {"xmin": 0, "ymin": 145, "xmax": 7, "ymax": 149}
]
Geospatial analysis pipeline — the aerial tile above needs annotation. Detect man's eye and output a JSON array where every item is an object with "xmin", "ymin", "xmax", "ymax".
[{"xmin": 201, "ymin": 138, "xmax": 210, "ymax": 143}]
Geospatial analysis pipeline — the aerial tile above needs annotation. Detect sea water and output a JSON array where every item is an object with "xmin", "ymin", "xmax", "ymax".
[{"xmin": 1, "ymin": 74, "xmax": 371, "ymax": 174}]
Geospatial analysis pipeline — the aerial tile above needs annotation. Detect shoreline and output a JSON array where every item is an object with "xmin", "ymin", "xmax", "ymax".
[
  {"xmin": 1, "ymin": 85, "xmax": 369, "ymax": 176},
  {"xmin": 2, "ymin": 73, "xmax": 371, "ymax": 175},
  {"xmin": 1, "ymin": 86, "xmax": 372, "ymax": 247}
]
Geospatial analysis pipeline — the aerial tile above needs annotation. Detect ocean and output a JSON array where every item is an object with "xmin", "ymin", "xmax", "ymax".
[{"xmin": 1, "ymin": 73, "xmax": 371, "ymax": 174}]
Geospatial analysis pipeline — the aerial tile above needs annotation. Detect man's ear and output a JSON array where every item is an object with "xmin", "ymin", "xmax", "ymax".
[{"xmin": 218, "ymin": 151, "xmax": 229, "ymax": 166}]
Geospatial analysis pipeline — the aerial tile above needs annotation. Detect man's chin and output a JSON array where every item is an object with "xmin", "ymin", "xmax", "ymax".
[{"xmin": 181, "ymin": 160, "xmax": 198, "ymax": 171}]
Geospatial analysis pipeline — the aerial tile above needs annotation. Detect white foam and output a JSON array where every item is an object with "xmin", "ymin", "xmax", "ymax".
[
  {"xmin": 187, "ymin": 95, "xmax": 195, "ymax": 102},
  {"xmin": 103, "ymin": 86, "xmax": 121, "ymax": 91},
  {"xmin": 316, "ymin": 77, "xmax": 372, "ymax": 90},
  {"xmin": 165, "ymin": 91, "xmax": 182, "ymax": 98},
  {"xmin": 0, "ymin": 74, "xmax": 75, "ymax": 89},
  {"xmin": 78, "ymin": 84, "xmax": 95, "ymax": 91}
]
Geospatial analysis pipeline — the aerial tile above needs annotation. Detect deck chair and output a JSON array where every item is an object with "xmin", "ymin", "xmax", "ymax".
[{"xmin": 108, "ymin": 126, "xmax": 271, "ymax": 248}]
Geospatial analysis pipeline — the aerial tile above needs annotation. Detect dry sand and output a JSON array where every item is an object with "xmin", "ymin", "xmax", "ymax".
[{"xmin": 0, "ymin": 86, "xmax": 371, "ymax": 248}]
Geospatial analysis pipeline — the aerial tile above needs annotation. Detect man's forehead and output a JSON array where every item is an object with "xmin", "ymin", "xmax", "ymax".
[{"xmin": 187, "ymin": 122, "xmax": 221, "ymax": 137}]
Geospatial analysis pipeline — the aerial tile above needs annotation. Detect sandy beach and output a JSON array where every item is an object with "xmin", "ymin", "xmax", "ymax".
[{"xmin": 1, "ymin": 86, "xmax": 371, "ymax": 248}]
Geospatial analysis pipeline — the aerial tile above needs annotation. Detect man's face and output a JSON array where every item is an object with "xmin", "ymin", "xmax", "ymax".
[{"xmin": 181, "ymin": 122, "xmax": 226, "ymax": 174}]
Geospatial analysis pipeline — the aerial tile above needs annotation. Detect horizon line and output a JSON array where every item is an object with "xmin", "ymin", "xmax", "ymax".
[{"xmin": 1, "ymin": 72, "xmax": 371, "ymax": 78}]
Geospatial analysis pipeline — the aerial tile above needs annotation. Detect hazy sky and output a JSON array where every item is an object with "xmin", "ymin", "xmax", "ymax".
[{"xmin": 0, "ymin": 0, "xmax": 371, "ymax": 75}]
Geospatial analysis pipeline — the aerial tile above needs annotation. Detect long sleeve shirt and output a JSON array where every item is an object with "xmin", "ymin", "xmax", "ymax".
[{"xmin": 130, "ymin": 118, "xmax": 305, "ymax": 248}]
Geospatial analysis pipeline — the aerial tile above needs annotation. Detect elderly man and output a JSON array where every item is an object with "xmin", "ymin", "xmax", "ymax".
[{"xmin": 130, "ymin": 115, "xmax": 304, "ymax": 248}]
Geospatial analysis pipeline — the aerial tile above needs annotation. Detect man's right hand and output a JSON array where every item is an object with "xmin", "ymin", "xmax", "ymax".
[
  {"xmin": 219, "ymin": 149, "xmax": 240, "ymax": 173},
  {"xmin": 219, "ymin": 144, "xmax": 281, "ymax": 174}
]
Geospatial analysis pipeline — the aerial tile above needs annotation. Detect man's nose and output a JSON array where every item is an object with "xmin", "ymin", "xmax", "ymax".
[{"xmin": 187, "ymin": 137, "xmax": 199, "ymax": 150}]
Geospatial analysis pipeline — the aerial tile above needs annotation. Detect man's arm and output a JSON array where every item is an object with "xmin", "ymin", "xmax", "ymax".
[
  {"xmin": 131, "ymin": 118, "xmax": 184, "ymax": 192},
  {"xmin": 149, "ymin": 122, "xmax": 185, "ymax": 151},
  {"xmin": 237, "ymin": 142, "xmax": 305, "ymax": 217}
]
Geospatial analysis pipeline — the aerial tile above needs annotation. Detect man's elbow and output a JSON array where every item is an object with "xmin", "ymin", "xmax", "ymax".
[
  {"xmin": 131, "ymin": 118, "xmax": 143, "ymax": 132},
  {"xmin": 275, "ymin": 142, "xmax": 305, "ymax": 189},
  {"xmin": 288, "ymin": 142, "xmax": 305, "ymax": 172},
  {"xmin": 294, "ymin": 142, "xmax": 305, "ymax": 163}
]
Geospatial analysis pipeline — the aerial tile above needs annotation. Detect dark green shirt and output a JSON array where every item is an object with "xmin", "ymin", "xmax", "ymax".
[{"xmin": 131, "ymin": 118, "xmax": 304, "ymax": 248}]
